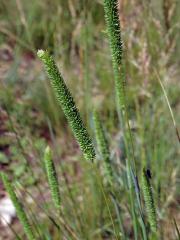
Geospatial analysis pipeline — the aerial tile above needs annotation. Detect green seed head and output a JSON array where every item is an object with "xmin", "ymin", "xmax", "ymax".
[
  {"xmin": 104, "ymin": 0, "xmax": 123, "ymax": 66},
  {"xmin": 103, "ymin": 0, "xmax": 126, "ymax": 112},
  {"xmin": 37, "ymin": 49, "xmax": 45, "ymax": 58},
  {"xmin": 142, "ymin": 168, "xmax": 157, "ymax": 232},
  {"xmin": 44, "ymin": 146, "xmax": 61, "ymax": 210},
  {"xmin": 37, "ymin": 50, "xmax": 96, "ymax": 162}
]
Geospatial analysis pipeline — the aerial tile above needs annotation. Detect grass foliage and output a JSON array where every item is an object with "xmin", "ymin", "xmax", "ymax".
[{"xmin": 0, "ymin": 0, "xmax": 179, "ymax": 239}]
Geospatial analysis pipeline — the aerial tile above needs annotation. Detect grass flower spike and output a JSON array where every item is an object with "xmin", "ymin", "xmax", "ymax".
[
  {"xmin": 103, "ymin": 0, "xmax": 126, "ymax": 112},
  {"xmin": 142, "ymin": 168, "xmax": 157, "ymax": 232},
  {"xmin": 0, "ymin": 172, "xmax": 35, "ymax": 240},
  {"xmin": 44, "ymin": 146, "xmax": 61, "ymax": 210},
  {"xmin": 37, "ymin": 50, "xmax": 95, "ymax": 162}
]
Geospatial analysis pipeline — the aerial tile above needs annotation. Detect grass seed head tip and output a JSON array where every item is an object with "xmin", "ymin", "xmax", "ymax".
[
  {"xmin": 45, "ymin": 145, "xmax": 51, "ymax": 156},
  {"xmin": 37, "ymin": 49, "xmax": 45, "ymax": 59}
]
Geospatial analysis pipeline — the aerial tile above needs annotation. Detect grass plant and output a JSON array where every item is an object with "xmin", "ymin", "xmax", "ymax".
[{"xmin": 0, "ymin": 0, "xmax": 179, "ymax": 239}]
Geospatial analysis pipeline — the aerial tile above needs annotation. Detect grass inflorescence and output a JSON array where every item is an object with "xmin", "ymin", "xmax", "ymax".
[
  {"xmin": 103, "ymin": 0, "xmax": 126, "ymax": 113},
  {"xmin": 37, "ymin": 50, "xmax": 96, "ymax": 162},
  {"xmin": 0, "ymin": 0, "xmax": 179, "ymax": 239},
  {"xmin": 44, "ymin": 146, "xmax": 61, "ymax": 210},
  {"xmin": 142, "ymin": 168, "xmax": 157, "ymax": 232}
]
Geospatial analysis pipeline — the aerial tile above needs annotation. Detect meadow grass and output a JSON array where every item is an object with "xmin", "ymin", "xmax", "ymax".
[{"xmin": 0, "ymin": 0, "xmax": 179, "ymax": 239}]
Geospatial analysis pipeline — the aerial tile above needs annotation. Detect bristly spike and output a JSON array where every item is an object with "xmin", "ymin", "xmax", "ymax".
[
  {"xmin": 44, "ymin": 146, "xmax": 61, "ymax": 210},
  {"xmin": 103, "ymin": 0, "xmax": 126, "ymax": 113},
  {"xmin": 104, "ymin": 0, "xmax": 122, "ymax": 66},
  {"xmin": 142, "ymin": 168, "xmax": 157, "ymax": 232},
  {"xmin": 0, "ymin": 172, "xmax": 35, "ymax": 240},
  {"xmin": 37, "ymin": 50, "xmax": 96, "ymax": 162}
]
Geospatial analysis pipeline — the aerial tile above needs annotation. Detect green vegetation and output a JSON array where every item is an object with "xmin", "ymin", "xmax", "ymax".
[
  {"xmin": 104, "ymin": 0, "xmax": 125, "ymax": 114},
  {"xmin": 142, "ymin": 168, "xmax": 157, "ymax": 232},
  {"xmin": 0, "ymin": 0, "xmax": 179, "ymax": 239},
  {"xmin": 93, "ymin": 110, "xmax": 112, "ymax": 183},
  {"xmin": 0, "ymin": 173, "xmax": 35, "ymax": 240},
  {"xmin": 44, "ymin": 146, "xmax": 61, "ymax": 210},
  {"xmin": 37, "ymin": 50, "xmax": 95, "ymax": 162}
]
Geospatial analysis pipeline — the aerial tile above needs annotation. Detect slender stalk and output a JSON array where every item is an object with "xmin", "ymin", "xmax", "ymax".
[
  {"xmin": 156, "ymin": 70, "xmax": 180, "ymax": 143},
  {"xmin": 103, "ymin": 1, "xmax": 138, "ymax": 238},
  {"xmin": 103, "ymin": 0, "xmax": 136, "ymax": 173}
]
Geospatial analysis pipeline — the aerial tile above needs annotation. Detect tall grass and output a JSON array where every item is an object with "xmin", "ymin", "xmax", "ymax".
[{"xmin": 0, "ymin": 0, "xmax": 179, "ymax": 239}]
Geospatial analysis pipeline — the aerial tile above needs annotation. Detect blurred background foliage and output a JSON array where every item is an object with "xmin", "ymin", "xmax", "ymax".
[{"xmin": 0, "ymin": 0, "xmax": 179, "ymax": 239}]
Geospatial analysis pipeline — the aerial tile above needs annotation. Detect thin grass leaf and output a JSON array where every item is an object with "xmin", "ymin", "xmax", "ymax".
[
  {"xmin": 110, "ymin": 193, "xmax": 126, "ymax": 239},
  {"xmin": 155, "ymin": 70, "xmax": 180, "ymax": 143}
]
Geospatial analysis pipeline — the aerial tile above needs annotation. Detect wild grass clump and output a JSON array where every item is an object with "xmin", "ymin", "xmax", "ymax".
[{"xmin": 0, "ymin": 0, "xmax": 179, "ymax": 239}]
